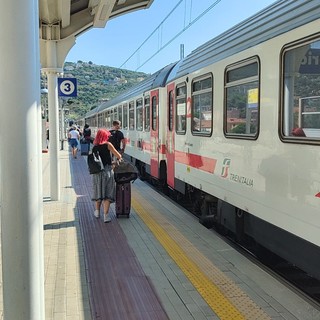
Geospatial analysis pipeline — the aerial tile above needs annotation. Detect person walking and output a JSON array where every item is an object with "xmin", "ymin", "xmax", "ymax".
[
  {"xmin": 68, "ymin": 125, "xmax": 80, "ymax": 159},
  {"xmin": 92, "ymin": 128, "xmax": 122, "ymax": 223},
  {"xmin": 80, "ymin": 123, "xmax": 92, "ymax": 155},
  {"xmin": 109, "ymin": 120, "xmax": 126, "ymax": 154},
  {"xmin": 83, "ymin": 123, "xmax": 92, "ymax": 144}
]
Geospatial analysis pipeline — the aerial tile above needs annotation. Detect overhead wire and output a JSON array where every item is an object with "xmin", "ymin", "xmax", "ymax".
[
  {"xmin": 119, "ymin": 0, "xmax": 223, "ymax": 71},
  {"xmin": 119, "ymin": 0, "xmax": 184, "ymax": 69}
]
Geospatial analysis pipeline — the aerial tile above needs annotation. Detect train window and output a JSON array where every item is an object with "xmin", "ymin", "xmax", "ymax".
[
  {"xmin": 192, "ymin": 75, "xmax": 212, "ymax": 135},
  {"xmin": 225, "ymin": 59, "xmax": 259, "ymax": 137},
  {"xmin": 110, "ymin": 109, "xmax": 114, "ymax": 128},
  {"xmin": 176, "ymin": 83, "xmax": 186, "ymax": 134},
  {"xmin": 117, "ymin": 105, "xmax": 122, "ymax": 125},
  {"xmin": 92, "ymin": 116, "xmax": 97, "ymax": 128},
  {"xmin": 281, "ymin": 38, "xmax": 320, "ymax": 141},
  {"xmin": 144, "ymin": 96, "xmax": 150, "ymax": 132},
  {"xmin": 168, "ymin": 90, "xmax": 174, "ymax": 131},
  {"xmin": 123, "ymin": 103, "xmax": 128, "ymax": 130},
  {"xmin": 106, "ymin": 111, "xmax": 111, "ymax": 128},
  {"xmin": 113, "ymin": 107, "xmax": 117, "ymax": 124},
  {"xmin": 152, "ymin": 96, "xmax": 157, "ymax": 131},
  {"xmin": 136, "ymin": 98, "xmax": 143, "ymax": 131},
  {"xmin": 99, "ymin": 113, "xmax": 104, "ymax": 128},
  {"xmin": 129, "ymin": 101, "xmax": 135, "ymax": 130},
  {"xmin": 102, "ymin": 112, "xmax": 106, "ymax": 128}
]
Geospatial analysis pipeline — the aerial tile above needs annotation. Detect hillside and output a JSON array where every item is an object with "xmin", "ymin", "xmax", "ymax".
[{"xmin": 41, "ymin": 61, "xmax": 148, "ymax": 120}]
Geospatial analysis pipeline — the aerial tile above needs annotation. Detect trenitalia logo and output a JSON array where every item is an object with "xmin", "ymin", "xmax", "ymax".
[
  {"xmin": 220, "ymin": 158, "xmax": 254, "ymax": 187},
  {"xmin": 221, "ymin": 158, "xmax": 231, "ymax": 178}
]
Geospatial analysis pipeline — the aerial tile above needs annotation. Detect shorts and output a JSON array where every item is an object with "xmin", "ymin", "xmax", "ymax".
[{"xmin": 70, "ymin": 138, "xmax": 78, "ymax": 148}]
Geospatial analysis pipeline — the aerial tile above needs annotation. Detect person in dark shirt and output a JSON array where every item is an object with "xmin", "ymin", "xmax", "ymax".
[
  {"xmin": 83, "ymin": 123, "xmax": 92, "ymax": 144},
  {"xmin": 83, "ymin": 123, "xmax": 91, "ymax": 140},
  {"xmin": 109, "ymin": 120, "xmax": 126, "ymax": 154},
  {"xmin": 91, "ymin": 128, "xmax": 122, "ymax": 223}
]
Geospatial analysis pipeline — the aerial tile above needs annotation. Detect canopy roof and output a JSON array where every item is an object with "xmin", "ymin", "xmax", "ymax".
[
  {"xmin": 39, "ymin": 0, "xmax": 154, "ymax": 40},
  {"xmin": 39, "ymin": 0, "xmax": 154, "ymax": 68}
]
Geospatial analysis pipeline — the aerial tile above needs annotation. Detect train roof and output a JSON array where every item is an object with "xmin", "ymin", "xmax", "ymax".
[
  {"xmin": 84, "ymin": 0, "xmax": 320, "ymax": 119},
  {"xmin": 86, "ymin": 62, "xmax": 177, "ymax": 116},
  {"xmin": 174, "ymin": 0, "xmax": 320, "ymax": 78}
]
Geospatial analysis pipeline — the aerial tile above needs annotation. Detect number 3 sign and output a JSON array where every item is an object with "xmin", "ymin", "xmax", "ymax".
[{"xmin": 58, "ymin": 78, "xmax": 77, "ymax": 97}]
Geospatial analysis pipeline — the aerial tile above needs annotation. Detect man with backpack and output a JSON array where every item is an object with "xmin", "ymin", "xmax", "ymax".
[{"xmin": 109, "ymin": 120, "xmax": 126, "ymax": 155}]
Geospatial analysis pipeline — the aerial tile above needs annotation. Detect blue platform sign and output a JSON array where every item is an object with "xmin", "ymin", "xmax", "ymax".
[{"xmin": 58, "ymin": 78, "xmax": 77, "ymax": 97}]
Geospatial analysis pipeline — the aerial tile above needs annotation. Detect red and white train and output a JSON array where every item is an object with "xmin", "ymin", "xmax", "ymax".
[{"xmin": 79, "ymin": 0, "xmax": 320, "ymax": 280}]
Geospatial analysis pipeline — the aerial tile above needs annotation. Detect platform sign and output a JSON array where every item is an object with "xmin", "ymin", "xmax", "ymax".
[{"xmin": 58, "ymin": 78, "xmax": 77, "ymax": 97}]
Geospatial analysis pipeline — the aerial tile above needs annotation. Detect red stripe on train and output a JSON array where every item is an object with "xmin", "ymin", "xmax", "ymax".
[{"xmin": 175, "ymin": 150, "xmax": 217, "ymax": 173}]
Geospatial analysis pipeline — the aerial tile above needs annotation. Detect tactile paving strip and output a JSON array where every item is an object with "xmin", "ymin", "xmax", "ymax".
[{"xmin": 132, "ymin": 190, "xmax": 271, "ymax": 320}]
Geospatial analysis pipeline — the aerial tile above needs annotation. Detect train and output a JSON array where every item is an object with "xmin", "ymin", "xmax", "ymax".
[{"xmin": 78, "ymin": 0, "xmax": 320, "ymax": 281}]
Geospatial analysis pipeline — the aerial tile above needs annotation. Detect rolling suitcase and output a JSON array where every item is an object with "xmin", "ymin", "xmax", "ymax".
[
  {"xmin": 80, "ymin": 142, "xmax": 90, "ymax": 155},
  {"xmin": 115, "ymin": 182, "xmax": 131, "ymax": 218}
]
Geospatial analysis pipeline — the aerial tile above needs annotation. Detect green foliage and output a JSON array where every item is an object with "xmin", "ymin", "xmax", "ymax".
[
  {"xmin": 40, "ymin": 61, "xmax": 148, "ymax": 120},
  {"xmin": 231, "ymin": 123, "xmax": 246, "ymax": 134},
  {"xmin": 231, "ymin": 123, "xmax": 256, "ymax": 134}
]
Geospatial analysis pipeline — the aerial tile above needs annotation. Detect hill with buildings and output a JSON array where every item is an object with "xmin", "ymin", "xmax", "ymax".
[{"xmin": 41, "ymin": 61, "xmax": 148, "ymax": 120}]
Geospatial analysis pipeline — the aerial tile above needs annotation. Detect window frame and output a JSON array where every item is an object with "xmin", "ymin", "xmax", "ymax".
[
  {"xmin": 280, "ymin": 35, "xmax": 320, "ymax": 145},
  {"xmin": 175, "ymin": 82, "xmax": 187, "ymax": 135},
  {"xmin": 144, "ymin": 95, "xmax": 150, "ymax": 132},
  {"xmin": 117, "ymin": 105, "xmax": 123, "ymax": 125},
  {"xmin": 129, "ymin": 101, "xmax": 135, "ymax": 130},
  {"xmin": 168, "ymin": 90, "xmax": 174, "ymax": 132},
  {"xmin": 224, "ymin": 56, "xmax": 260, "ymax": 140},
  {"xmin": 136, "ymin": 98, "xmax": 143, "ymax": 131},
  {"xmin": 123, "ymin": 103, "xmax": 128, "ymax": 130},
  {"xmin": 191, "ymin": 73, "xmax": 213, "ymax": 136},
  {"xmin": 151, "ymin": 96, "xmax": 157, "ymax": 131}
]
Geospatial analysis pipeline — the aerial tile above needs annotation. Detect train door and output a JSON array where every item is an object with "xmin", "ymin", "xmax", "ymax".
[
  {"xmin": 166, "ymin": 83, "xmax": 175, "ymax": 188},
  {"xmin": 150, "ymin": 89, "xmax": 159, "ymax": 178}
]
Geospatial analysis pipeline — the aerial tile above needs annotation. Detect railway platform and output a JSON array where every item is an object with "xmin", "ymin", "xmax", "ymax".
[{"xmin": 1, "ymin": 148, "xmax": 319, "ymax": 319}]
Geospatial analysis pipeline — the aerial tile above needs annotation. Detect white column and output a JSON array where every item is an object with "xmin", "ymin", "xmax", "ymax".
[
  {"xmin": 46, "ymin": 67, "xmax": 61, "ymax": 201},
  {"xmin": 34, "ymin": 2, "xmax": 45, "ymax": 319},
  {"xmin": 0, "ymin": 0, "xmax": 44, "ymax": 319}
]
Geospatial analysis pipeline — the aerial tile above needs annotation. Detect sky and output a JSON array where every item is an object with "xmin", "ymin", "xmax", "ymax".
[{"xmin": 66, "ymin": 0, "xmax": 277, "ymax": 74}]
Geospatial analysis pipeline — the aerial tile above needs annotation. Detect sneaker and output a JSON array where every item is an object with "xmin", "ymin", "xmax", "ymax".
[
  {"xmin": 94, "ymin": 210, "xmax": 100, "ymax": 218},
  {"xmin": 104, "ymin": 214, "xmax": 111, "ymax": 223}
]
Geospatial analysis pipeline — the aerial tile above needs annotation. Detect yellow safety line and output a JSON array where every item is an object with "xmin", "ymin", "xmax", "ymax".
[{"xmin": 132, "ymin": 197, "xmax": 246, "ymax": 320}]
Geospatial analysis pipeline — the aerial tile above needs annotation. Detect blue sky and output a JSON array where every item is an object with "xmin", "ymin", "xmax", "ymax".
[{"xmin": 66, "ymin": 0, "xmax": 276, "ymax": 74}]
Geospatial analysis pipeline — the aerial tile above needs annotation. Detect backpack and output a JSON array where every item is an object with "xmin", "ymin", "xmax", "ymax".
[
  {"xmin": 113, "ymin": 160, "xmax": 138, "ymax": 183},
  {"xmin": 109, "ymin": 130, "xmax": 123, "ymax": 151}
]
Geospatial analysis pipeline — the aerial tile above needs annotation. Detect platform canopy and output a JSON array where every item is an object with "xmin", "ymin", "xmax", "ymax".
[{"xmin": 39, "ymin": 0, "xmax": 154, "ymax": 68}]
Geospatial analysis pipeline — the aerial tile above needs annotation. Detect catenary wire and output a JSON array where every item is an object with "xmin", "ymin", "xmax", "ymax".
[{"xmin": 119, "ymin": 0, "xmax": 223, "ymax": 71}]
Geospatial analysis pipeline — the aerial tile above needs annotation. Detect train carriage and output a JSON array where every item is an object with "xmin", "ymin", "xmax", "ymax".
[
  {"xmin": 80, "ymin": 0, "xmax": 320, "ymax": 281},
  {"xmin": 84, "ymin": 63, "xmax": 177, "ymax": 180}
]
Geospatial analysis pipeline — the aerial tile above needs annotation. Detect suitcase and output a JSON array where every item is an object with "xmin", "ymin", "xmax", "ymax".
[
  {"xmin": 80, "ymin": 142, "xmax": 90, "ymax": 155},
  {"xmin": 115, "ymin": 182, "xmax": 131, "ymax": 218}
]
